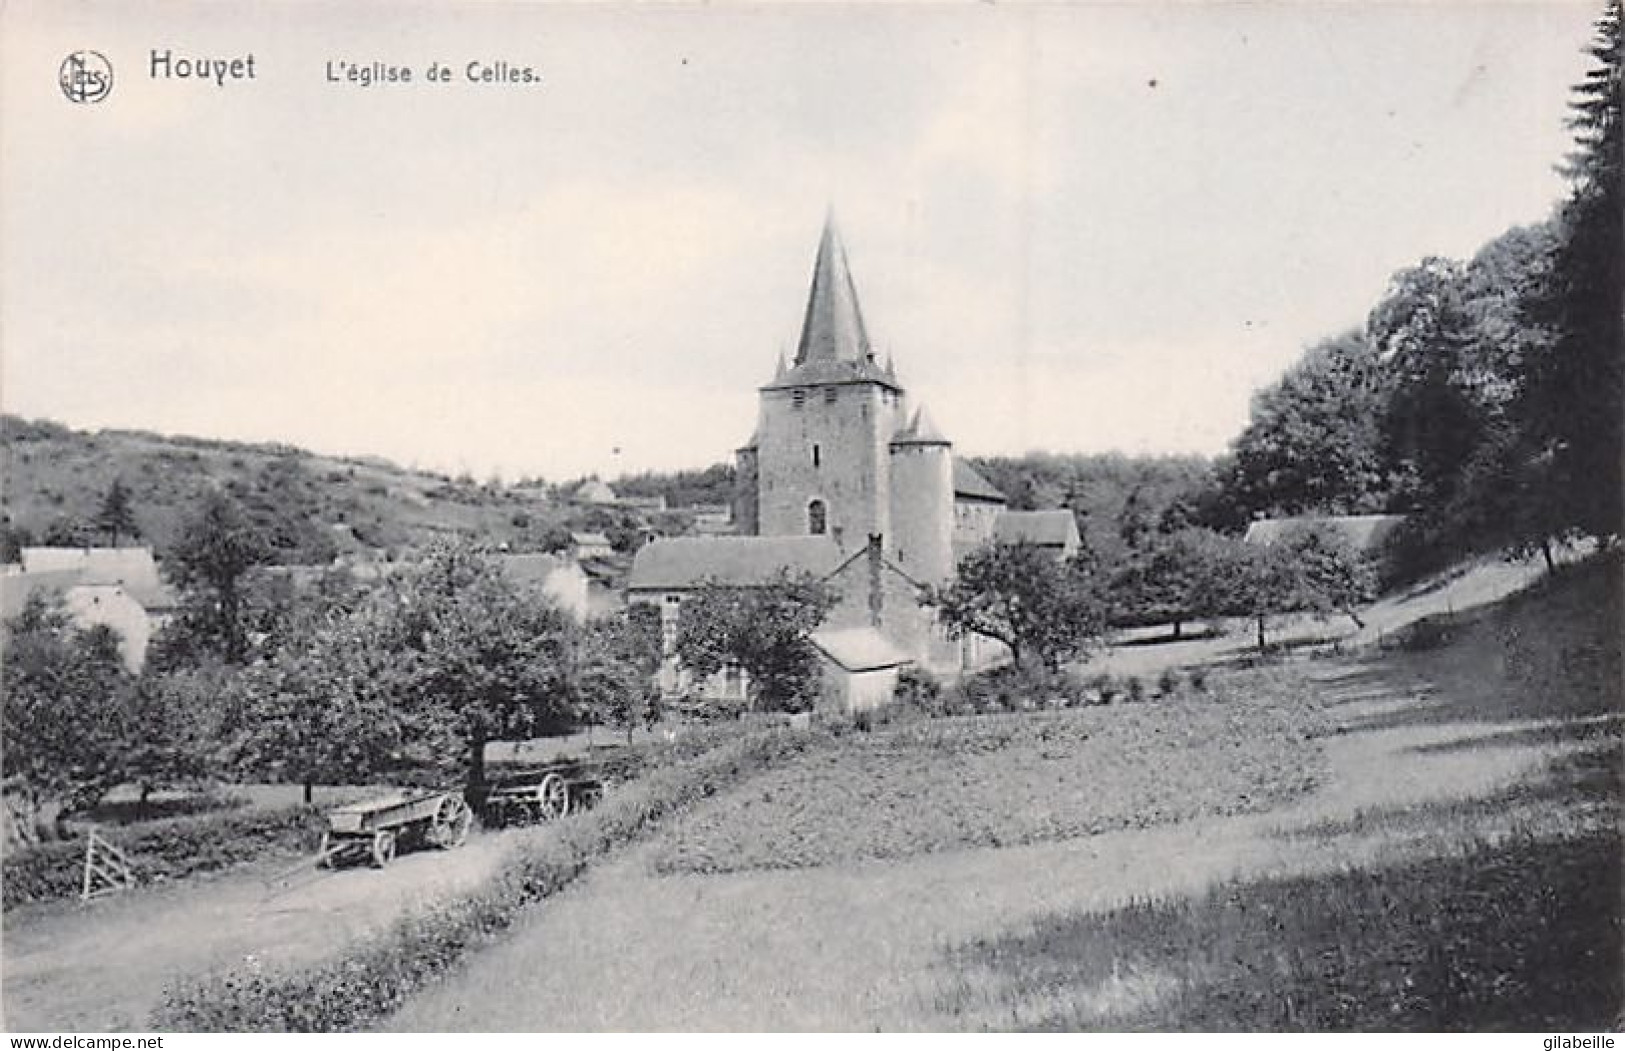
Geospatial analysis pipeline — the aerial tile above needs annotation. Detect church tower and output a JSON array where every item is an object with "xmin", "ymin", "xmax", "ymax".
[{"xmin": 750, "ymin": 216, "xmax": 906, "ymax": 553}]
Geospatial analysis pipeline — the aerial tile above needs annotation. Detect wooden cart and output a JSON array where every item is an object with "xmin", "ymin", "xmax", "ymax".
[
  {"xmin": 319, "ymin": 789, "xmax": 473, "ymax": 868},
  {"xmin": 482, "ymin": 758, "xmax": 605, "ymax": 828}
]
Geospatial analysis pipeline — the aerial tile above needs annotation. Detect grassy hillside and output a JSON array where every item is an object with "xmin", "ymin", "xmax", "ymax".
[
  {"xmin": 0, "ymin": 416, "xmax": 578, "ymax": 564},
  {"xmin": 932, "ymin": 548, "xmax": 1622, "ymax": 1031},
  {"xmin": 1383, "ymin": 545, "xmax": 1623, "ymax": 725}
]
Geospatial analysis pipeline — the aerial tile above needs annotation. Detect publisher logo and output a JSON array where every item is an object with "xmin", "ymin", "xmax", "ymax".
[{"xmin": 60, "ymin": 50, "xmax": 113, "ymax": 103}]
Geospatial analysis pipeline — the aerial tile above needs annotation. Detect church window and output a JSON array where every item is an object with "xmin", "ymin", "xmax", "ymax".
[
  {"xmin": 808, "ymin": 499, "xmax": 827, "ymax": 535},
  {"xmin": 824, "ymin": 387, "xmax": 837, "ymax": 405},
  {"xmin": 792, "ymin": 389, "xmax": 807, "ymax": 409},
  {"xmin": 812, "ymin": 444, "xmax": 821, "ymax": 468}
]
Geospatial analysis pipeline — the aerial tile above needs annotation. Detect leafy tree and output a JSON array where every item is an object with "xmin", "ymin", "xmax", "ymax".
[
  {"xmin": 929, "ymin": 541, "xmax": 1108, "ymax": 671},
  {"xmin": 674, "ymin": 570, "xmax": 838, "ymax": 713},
  {"xmin": 1230, "ymin": 543, "xmax": 1301, "ymax": 652},
  {"xmin": 611, "ymin": 462, "xmax": 736, "ymax": 508},
  {"xmin": 576, "ymin": 604, "xmax": 664, "ymax": 742},
  {"xmin": 1519, "ymin": 0, "xmax": 1623, "ymax": 542},
  {"xmin": 0, "ymin": 517, "xmax": 31, "ymax": 563},
  {"xmin": 96, "ymin": 478, "xmax": 140, "ymax": 546},
  {"xmin": 221, "ymin": 544, "xmax": 578, "ymax": 796},
  {"xmin": 40, "ymin": 514, "xmax": 93, "ymax": 548},
  {"xmin": 226, "ymin": 599, "xmax": 406, "ymax": 802},
  {"xmin": 126, "ymin": 660, "xmax": 234, "ymax": 808},
  {"xmin": 1277, "ymin": 525, "xmax": 1378, "ymax": 629},
  {"xmin": 389, "ymin": 543, "xmax": 578, "ymax": 788},
  {"xmin": 1, "ymin": 594, "xmax": 134, "ymax": 840},
  {"xmin": 165, "ymin": 492, "xmax": 271, "ymax": 664},
  {"xmin": 1368, "ymin": 257, "xmax": 1488, "ymax": 514},
  {"xmin": 1110, "ymin": 527, "xmax": 1232, "ymax": 637},
  {"xmin": 1221, "ymin": 332, "xmax": 1396, "ymax": 518}
]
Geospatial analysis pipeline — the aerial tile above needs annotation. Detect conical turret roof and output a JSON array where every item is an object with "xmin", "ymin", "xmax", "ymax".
[{"xmin": 892, "ymin": 405, "xmax": 950, "ymax": 446}]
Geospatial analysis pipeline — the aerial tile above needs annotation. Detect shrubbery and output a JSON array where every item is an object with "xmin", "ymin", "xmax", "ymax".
[
  {"xmin": 152, "ymin": 725, "xmax": 826, "ymax": 1032},
  {"xmin": 3, "ymin": 804, "xmax": 323, "ymax": 910},
  {"xmin": 931, "ymin": 663, "xmax": 1211, "ymax": 716}
]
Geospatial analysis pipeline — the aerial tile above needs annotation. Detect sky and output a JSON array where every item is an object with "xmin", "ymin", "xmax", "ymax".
[{"xmin": 0, "ymin": 1, "xmax": 1603, "ymax": 482}]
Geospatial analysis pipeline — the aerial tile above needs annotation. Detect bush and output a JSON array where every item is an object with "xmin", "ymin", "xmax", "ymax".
[
  {"xmin": 893, "ymin": 666, "xmax": 942, "ymax": 714},
  {"xmin": 1085, "ymin": 673, "xmax": 1118, "ymax": 705},
  {"xmin": 152, "ymin": 726, "xmax": 825, "ymax": 1032},
  {"xmin": 71, "ymin": 792, "xmax": 248, "ymax": 826},
  {"xmin": 4, "ymin": 804, "xmax": 323, "ymax": 910},
  {"xmin": 1189, "ymin": 667, "xmax": 1209, "ymax": 693},
  {"xmin": 1157, "ymin": 668, "xmax": 1181, "ymax": 698},
  {"xmin": 1125, "ymin": 676, "xmax": 1146, "ymax": 703}
]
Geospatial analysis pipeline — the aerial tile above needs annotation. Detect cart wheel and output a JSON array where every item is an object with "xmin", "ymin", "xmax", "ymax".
[
  {"xmin": 370, "ymin": 829, "xmax": 397, "ymax": 868},
  {"xmin": 429, "ymin": 794, "xmax": 473, "ymax": 849},
  {"xmin": 538, "ymin": 773, "xmax": 570, "ymax": 820}
]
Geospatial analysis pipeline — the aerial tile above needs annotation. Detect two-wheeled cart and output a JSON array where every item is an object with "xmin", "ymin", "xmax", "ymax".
[
  {"xmin": 319, "ymin": 789, "xmax": 473, "ymax": 868},
  {"xmin": 482, "ymin": 758, "xmax": 605, "ymax": 828}
]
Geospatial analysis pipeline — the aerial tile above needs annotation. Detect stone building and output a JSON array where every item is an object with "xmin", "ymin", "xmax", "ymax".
[{"xmin": 630, "ymin": 217, "xmax": 1056, "ymax": 704}]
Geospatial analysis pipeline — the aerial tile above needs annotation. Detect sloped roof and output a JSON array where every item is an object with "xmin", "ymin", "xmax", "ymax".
[
  {"xmin": 994, "ymin": 509, "xmax": 1080, "ymax": 548},
  {"xmin": 575, "ymin": 480, "xmax": 617, "ymax": 504},
  {"xmin": 628, "ymin": 536, "xmax": 842, "ymax": 591},
  {"xmin": 952, "ymin": 459, "xmax": 1007, "ymax": 503},
  {"xmin": 0, "ymin": 570, "xmax": 82, "ymax": 620},
  {"xmin": 496, "ymin": 553, "xmax": 582, "ymax": 589},
  {"xmin": 1243, "ymin": 514, "xmax": 1405, "ymax": 552},
  {"xmin": 892, "ymin": 406, "xmax": 950, "ymax": 447},
  {"xmin": 18, "ymin": 547, "xmax": 175, "ymax": 609},
  {"xmin": 812, "ymin": 626, "xmax": 913, "ymax": 672},
  {"xmin": 571, "ymin": 531, "xmax": 613, "ymax": 547}
]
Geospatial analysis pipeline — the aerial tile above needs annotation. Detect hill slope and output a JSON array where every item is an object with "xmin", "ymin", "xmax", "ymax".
[{"xmin": 0, "ymin": 416, "xmax": 574, "ymax": 564}]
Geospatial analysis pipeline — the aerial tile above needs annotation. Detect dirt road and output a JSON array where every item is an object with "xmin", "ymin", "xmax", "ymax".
[
  {"xmin": 2, "ymin": 825, "xmax": 539, "ymax": 1031},
  {"xmin": 383, "ymin": 660, "xmax": 1614, "ymax": 1031}
]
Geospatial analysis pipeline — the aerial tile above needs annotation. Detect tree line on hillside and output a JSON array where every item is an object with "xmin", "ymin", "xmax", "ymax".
[{"xmin": 1223, "ymin": 4, "xmax": 1620, "ymax": 574}]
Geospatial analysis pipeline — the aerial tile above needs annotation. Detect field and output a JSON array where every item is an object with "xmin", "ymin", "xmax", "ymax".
[{"xmin": 653, "ymin": 668, "xmax": 1326, "ymax": 874}]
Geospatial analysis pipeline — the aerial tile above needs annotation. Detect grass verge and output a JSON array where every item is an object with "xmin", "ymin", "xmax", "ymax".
[
  {"xmin": 150, "ymin": 724, "xmax": 828, "ymax": 1032},
  {"xmin": 935, "ymin": 827, "xmax": 1621, "ymax": 1031}
]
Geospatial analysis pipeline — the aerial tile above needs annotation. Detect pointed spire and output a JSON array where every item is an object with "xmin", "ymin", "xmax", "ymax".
[{"xmin": 795, "ymin": 212, "xmax": 872, "ymax": 366}]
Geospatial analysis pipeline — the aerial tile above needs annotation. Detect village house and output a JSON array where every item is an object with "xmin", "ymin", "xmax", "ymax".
[
  {"xmin": 1243, "ymin": 514, "xmax": 1405, "ymax": 554},
  {"xmin": 570, "ymin": 531, "xmax": 615, "ymax": 560},
  {"xmin": 994, "ymin": 509, "xmax": 1084, "ymax": 559},
  {"xmin": 572, "ymin": 479, "xmax": 618, "ymax": 506},
  {"xmin": 1, "ymin": 547, "xmax": 178, "ymax": 672},
  {"xmin": 495, "ymin": 552, "xmax": 592, "ymax": 623}
]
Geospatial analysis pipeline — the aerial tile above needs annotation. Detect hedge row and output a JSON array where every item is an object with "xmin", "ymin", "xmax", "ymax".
[
  {"xmin": 4, "ymin": 805, "xmax": 324, "ymax": 910},
  {"xmin": 152, "ymin": 724, "xmax": 828, "ymax": 1032}
]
